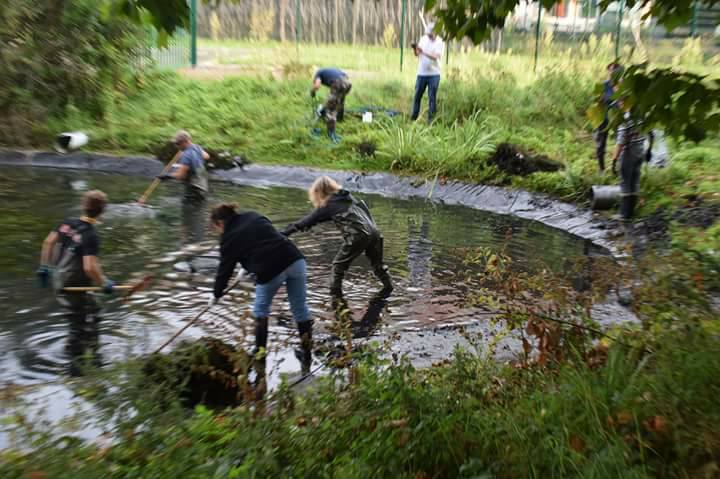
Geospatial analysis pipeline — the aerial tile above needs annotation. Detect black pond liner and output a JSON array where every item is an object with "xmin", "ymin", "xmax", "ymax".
[{"xmin": 0, "ymin": 150, "xmax": 621, "ymax": 255}]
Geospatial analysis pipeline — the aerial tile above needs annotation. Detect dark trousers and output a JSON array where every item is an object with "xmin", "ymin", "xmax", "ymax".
[
  {"xmin": 619, "ymin": 149, "xmax": 644, "ymax": 219},
  {"xmin": 411, "ymin": 75, "xmax": 440, "ymax": 121},
  {"xmin": 330, "ymin": 232, "xmax": 390, "ymax": 297},
  {"xmin": 594, "ymin": 119, "xmax": 609, "ymax": 171}
]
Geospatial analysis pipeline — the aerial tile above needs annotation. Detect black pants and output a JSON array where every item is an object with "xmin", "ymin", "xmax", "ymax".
[
  {"xmin": 619, "ymin": 149, "xmax": 644, "ymax": 219},
  {"xmin": 57, "ymin": 292, "xmax": 101, "ymax": 376},
  {"xmin": 594, "ymin": 120, "xmax": 609, "ymax": 171},
  {"xmin": 330, "ymin": 232, "xmax": 390, "ymax": 297}
]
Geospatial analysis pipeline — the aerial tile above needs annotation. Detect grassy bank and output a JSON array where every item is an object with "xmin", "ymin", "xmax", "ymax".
[{"xmin": 3, "ymin": 254, "xmax": 719, "ymax": 478}]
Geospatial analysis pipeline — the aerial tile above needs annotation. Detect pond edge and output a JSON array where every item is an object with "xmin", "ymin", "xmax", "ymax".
[{"xmin": 0, "ymin": 149, "xmax": 622, "ymax": 255}]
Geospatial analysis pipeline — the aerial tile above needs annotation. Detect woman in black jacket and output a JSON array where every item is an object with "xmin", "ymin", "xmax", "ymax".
[
  {"xmin": 210, "ymin": 203, "xmax": 312, "ymax": 373},
  {"xmin": 282, "ymin": 176, "xmax": 393, "ymax": 302}
]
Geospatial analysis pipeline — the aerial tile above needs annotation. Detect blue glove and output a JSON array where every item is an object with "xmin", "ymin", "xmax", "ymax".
[
  {"xmin": 36, "ymin": 265, "xmax": 52, "ymax": 288},
  {"xmin": 103, "ymin": 280, "xmax": 115, "ymax": 295}
]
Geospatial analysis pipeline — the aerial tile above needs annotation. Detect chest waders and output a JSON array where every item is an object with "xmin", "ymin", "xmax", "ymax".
[{"xmin": 329, "ymin": 199, "xmax": 393, "ymax": 300}]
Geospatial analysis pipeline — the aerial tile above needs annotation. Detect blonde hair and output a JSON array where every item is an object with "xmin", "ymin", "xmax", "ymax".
[{"xmin": 308, "ymin": 176, "xmax": 341, "ymax": 208}]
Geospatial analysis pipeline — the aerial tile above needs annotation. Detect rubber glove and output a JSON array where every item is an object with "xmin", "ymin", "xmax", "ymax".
[
  {"xmin": 36, "ymin": 265, "xmax": 52, "ymax": 288},
  {"xmin": 103, "ymin": 279, "xmax": 115, "ymax": 295}
]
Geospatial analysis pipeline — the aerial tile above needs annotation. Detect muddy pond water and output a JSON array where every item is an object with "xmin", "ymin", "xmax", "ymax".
[{"xmin": 0, "ymin": 166, "xmax": 612, "ymax": 400}]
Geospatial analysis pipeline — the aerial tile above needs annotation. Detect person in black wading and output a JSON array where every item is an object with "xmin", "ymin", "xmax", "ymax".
[
  {"xmin": 157, "ymin": 130, "xmax": 210, "ymax": 245},
  {"xmin": 282, "ymin": 176, "xmax": 393, "ymax": 307},
  {"xmin": 310, "ymin": 68, "xmax": 352, "ymax": 144},
  {"xmin": 612, "ymin": 107, "xmax": 654, "ymax": 221},
  {"xmin": 36, "ymin": 190, "xmax": 115, "ymax": 374},
  {"xmin": 208, "ymin": 203, "xmax": 314, "ymax": 375}
]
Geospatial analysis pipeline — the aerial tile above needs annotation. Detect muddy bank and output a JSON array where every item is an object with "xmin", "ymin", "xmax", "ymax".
[{"xmin": 0, "ymin": 150, "xmax": 621, "ymax": 255}]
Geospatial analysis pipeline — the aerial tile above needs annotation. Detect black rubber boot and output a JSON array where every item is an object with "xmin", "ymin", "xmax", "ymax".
[
  {"xmin": 295, "ymin": 320, "xmax": 313, "ymax": 375},
  {"xmin": 620, "ymin": 195, "xmax": 637, "ymax": 220},
  {"xmin": 253, "ymin": 317, "xmax": 268, "ymax": 356},
  {"xmin": 374, "ymin": 266, "xmax": 394, "ymax": 299}
]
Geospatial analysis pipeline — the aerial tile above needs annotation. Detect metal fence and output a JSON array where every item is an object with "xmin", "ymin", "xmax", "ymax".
[
  {"xmin": 191, "ymin": 0, "xmax": 719, "ymax": 73},
  {"xmin": 134, "ymin": 28, "xmax": 191, "ymax": 71}
]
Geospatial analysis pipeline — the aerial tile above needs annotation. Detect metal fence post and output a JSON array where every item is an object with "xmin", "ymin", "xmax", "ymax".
[
  {"xmin": 190, "ymin": 0, "xmax": 197, "ymax": 67},
  {"xmin": 614, "ymin": 0, "xmax": 624, "ymax": 59},
  {"xmin": 296, "ymin": 0, "xmax": 301, "ymax": 59},
  {"xmin": 400, "ymin": 0, "xmax": 407, "ymax": 72},
  {"xmin": 533, "ymin": 2, "xmax": 542, "ymax": 73},
  {"xmin": 690, "ymin": 1, "xmax": 699, "ymax": 37}
]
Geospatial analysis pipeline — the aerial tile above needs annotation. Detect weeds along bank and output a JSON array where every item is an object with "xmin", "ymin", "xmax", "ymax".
[
  {"xmin": 46, "ymin": 59, "xmax": 720, "ymax": 253},
  {"xmin": 3, "ymin": 248, "xmax": 720, "ymax": 478}
]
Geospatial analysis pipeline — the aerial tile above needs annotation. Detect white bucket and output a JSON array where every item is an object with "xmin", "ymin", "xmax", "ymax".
[
  {"xmin": 55, "ymin": 132, "xmax": 89, "ymax": 153},
  {"xmin": 362, "ymin": 111, "xmax": 373, "ymax": 123}
]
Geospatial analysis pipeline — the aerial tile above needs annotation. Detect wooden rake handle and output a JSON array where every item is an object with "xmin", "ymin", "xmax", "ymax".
[{"xmin": 137, "ymin": 150, "xmax": 182, "ymax": 204}]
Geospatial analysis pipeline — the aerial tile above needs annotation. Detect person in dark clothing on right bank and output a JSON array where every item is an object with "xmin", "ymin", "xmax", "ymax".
[
  {"xmin": 612, "ymin": 109, "xmax": 654, "ymax": 220},
  {"xmin": 209, "ymin": 203, "xmax": 313, "ymax": 375},
  {"xmin": 282, "ymin": 176, "xmax": 393, "ymax": 304},
  {"xmin": 594, "ymin": 62, "xmax": 623, "ymax": 172}
]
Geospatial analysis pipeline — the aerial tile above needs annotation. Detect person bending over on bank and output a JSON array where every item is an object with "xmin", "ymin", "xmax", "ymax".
[
  {"xmin": 282, "ymin": 176, "xmax": 393, "ymax": 305},
  {"xmin": 310, "ymin": 68, "xmax": 352, "ymax": 143},
  {"xmin": 209, "ymin": 203, "xmax": 313, "ymax": 374},
  {"xmin": 37, "ymin": 190, "xmax": 115, "ymax": 318},
  {"xmin": 158, "ymin": 130, "xmax": 210, "ymax": 244}
]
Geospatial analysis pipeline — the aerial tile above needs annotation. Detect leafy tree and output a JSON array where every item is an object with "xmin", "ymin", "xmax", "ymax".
[{"xmin": 425, "ymin": 0, "xmax": 720, "ymax": 141}]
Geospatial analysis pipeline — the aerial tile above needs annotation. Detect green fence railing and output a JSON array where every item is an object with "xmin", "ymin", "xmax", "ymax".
[{"xmin": 134, "ymin": 28, "xmax": 191, "ymax": 71}]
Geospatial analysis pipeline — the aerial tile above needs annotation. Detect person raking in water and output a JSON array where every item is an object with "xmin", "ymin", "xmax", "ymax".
[
  {"xmin": 37, "ymin": 190, "xmax": 115, "ymax": 318},
  {"xmin": 208, "ymin": 203, "xmax": 314, "ymax": 375},
  {"xmin": 310, "ymin": 68, "xmax": 352, "ymax": 144},
  {"xmin": 282, "ymin": 176, "xmax": 393, "ymax": 306},
  {"xmin": 158, "ymin": 130, "xmax": 210, "ymax": 244}
]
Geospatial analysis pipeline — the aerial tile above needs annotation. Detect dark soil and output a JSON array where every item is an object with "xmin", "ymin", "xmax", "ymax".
[
  {"xmin": 142, "ymin": 337, "xmax": 251, "ymax": 409},
  {"xmin": 154, "ymin": 141, "xmax": 250, "ymax": 170},
  {"xmin": 488, "ymin": 143, "xmax": 563, "ymax": 176},
  {"xmin": 626, "ymin": 196, "xmax": 720, "ymax": 249}
]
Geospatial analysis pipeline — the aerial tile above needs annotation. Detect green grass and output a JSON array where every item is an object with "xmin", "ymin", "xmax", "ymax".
[{"xmin": 3, "ymin": 309, "xmax": 719, "ymax": 478}]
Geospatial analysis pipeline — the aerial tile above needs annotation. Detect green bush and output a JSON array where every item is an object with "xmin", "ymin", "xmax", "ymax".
[{"xmin": 0, "ymin": 0, "xmax": 143, "ymax": 146}]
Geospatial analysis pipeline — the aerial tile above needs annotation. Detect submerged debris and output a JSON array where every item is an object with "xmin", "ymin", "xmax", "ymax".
[
  {"xmin": 154, "ymin": 141, "xmax": 250, "ymax": 170},
  {"xmin": 142, "ymin": 337, "xmax": 251, "ymax": 409},
  {"xmin": 488, "ymin": 143, "xmax": 563, "ymax": 176},
  {"xmin": 356, "ymin": 140, "xmax": 377, "ymax": 157}
]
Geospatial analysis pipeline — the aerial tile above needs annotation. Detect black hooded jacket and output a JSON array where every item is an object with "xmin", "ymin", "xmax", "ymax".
[{"xmin": 214, "ymin": 212, "xmax": 304, "ymax": 297}]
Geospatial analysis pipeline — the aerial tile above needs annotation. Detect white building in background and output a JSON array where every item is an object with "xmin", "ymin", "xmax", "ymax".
[
  {"xmin": 511, "ymin": 1, "xmax": 635, "ymax": 33},
  {"xmin": 511, "ymin": 1, "xmax": 720, "ymax": 36}
]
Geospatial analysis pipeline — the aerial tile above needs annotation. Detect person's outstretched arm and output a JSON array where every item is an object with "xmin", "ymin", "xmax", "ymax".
[{"xmin": 282, "ymin": 201, "xmax": 343, "ymax": 236}]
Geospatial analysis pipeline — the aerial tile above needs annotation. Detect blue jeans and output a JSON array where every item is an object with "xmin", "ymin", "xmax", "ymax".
[
  {"xmin": 411, "ymin": 75, "xmax": 440, "ymax": 121},
  {"xmin": 253, "ymin": 259, "xmax": 310, "ymax": 323}
]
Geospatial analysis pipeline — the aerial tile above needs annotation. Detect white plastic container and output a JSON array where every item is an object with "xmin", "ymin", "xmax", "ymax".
[
  {"xmin": 362, "ymin": 111, "xmax": 373, "ymax": 123},
  {"xmin": 55, "ymin": 132, "xmax": 89, "ymax": 153}
]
